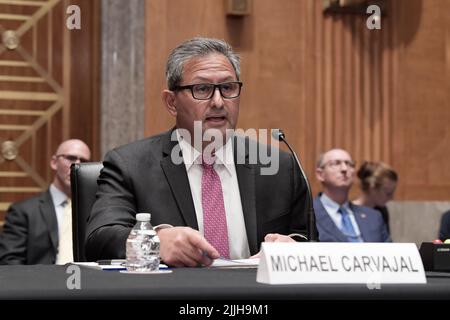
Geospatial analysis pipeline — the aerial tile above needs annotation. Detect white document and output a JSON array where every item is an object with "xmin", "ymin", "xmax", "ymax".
[
  {"xmin": 210, "ymin": 258, "xmax": 260, "ymax": 268},
  {"xmin": 72, "ymin": 262, "xmax": 169, "ymax": 270}
]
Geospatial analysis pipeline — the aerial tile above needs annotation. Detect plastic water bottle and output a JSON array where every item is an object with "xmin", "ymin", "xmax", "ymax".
[{"xmin": 126, "ymin": 213, "xmax": 160, "ymax": 272}]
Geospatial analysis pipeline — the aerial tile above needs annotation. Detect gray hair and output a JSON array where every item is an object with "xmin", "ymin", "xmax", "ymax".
[{"xmin": 165, "ymin": 37, "xmax": 241, "ymax": 91}]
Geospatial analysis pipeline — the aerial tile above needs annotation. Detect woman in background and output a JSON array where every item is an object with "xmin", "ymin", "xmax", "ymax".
[{"xmin": 353, "ymin": 161, "xmax": 398, "ymax": 235}]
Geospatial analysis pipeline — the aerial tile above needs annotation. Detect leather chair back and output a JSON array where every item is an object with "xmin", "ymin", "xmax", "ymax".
[{"xmin": 70, "ymin": 162, "xmax": 103, "ymax": 262}]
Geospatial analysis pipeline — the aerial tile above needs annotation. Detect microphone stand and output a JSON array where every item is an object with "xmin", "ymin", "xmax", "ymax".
[{"xmin": 274, "ymin": 129, "xmax": 317, "ymax": 242}]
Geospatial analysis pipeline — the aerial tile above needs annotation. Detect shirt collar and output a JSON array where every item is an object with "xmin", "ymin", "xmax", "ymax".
[
  {"xmin": 176, "ymin": 129, "xmax": 202, "ymax": 171},
  {"xmin": 176, "ymin": 129, "xmax": 235, "ymax": 175},
  {"xmin": 320, "ymin": 192, "xmax": 351, "ymax": 214},
  {"xmin": 49, "ymin": 184, "xmax": 69, "ymax": 207},
  {"xmin": 214, "ymin": 136, "xmax": 235, "ymax": 175}
]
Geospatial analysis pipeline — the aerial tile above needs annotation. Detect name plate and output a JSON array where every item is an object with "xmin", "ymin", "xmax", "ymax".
[{"xmin": 256, "ymin": 242, "xmax": 426, "ymax": 285}]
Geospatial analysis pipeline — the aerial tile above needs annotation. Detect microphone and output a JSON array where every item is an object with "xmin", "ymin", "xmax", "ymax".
[{"xmin": 272, "ymin": 129, "xmax": 317, "ymax": 242}]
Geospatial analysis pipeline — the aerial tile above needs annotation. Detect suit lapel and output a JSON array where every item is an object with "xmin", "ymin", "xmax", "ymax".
[
  {"xmin": 39, "ymin": 190, "xmax": 58, "ymax": 251},
  {"xmin": 314, "ymin": 196, "xmax": 348, "ymax": 242},
  {"xmin": 234, "ymin": 136, "xmax": 258, "ymax": 255},
  {"xmin": 160, "ymin": 130, "xmax": 198, "ymax": 229}
]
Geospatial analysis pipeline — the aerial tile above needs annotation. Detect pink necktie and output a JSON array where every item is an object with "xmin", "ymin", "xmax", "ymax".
[{"xmin": 201, "ymin": 158, "xmax": 230, "ymax": 258}]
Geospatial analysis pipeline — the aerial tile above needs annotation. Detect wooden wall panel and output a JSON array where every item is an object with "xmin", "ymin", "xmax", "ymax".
[
  {"xmin": 392, "ymin": 0, "xmax": 450, "ymax": 200},
  {"xmin": 69, "ymin": 0, "xmax": 100, "ymax": 160},
  {"xmin": 304, "ymin": 1, "xmax": 398, "ymax": 197},
  {"xmin": 0, "ymin": 0, "xmax": 100, "ymax": 224},
  {"xmin": 145, "ymin": 0, "xmax": 450, "ymax": 201}
]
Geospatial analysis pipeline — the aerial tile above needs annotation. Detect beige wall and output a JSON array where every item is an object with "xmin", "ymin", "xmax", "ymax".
[
  {"xmin": 388, "ymin": 201, "xmax": 450, "ymax": 245},
  {"xmin": 144, "ymin": 0, "xmax": 450, "ymax": 202}
]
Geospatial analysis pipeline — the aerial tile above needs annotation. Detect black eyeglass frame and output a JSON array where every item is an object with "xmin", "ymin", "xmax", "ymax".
[
  {"xmin": 320, "ymin": 159, "xmax": 356, "ymax": 169},
  {"xmin": 173, "ymin": 81, "xmax": 243, "ymax": 100},
  {"xmin": 55, "ymin": 154, "xmax": 89, "ymax": 163}
]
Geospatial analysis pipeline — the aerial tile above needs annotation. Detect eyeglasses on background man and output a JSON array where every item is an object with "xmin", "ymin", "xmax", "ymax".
[
  {"xmin": 55, "ymin": 154, "xmax": 89, "ymax": 163},
  {"xmin": 321, "ymin": 159, "xmax": 356, "ymax": 170}
]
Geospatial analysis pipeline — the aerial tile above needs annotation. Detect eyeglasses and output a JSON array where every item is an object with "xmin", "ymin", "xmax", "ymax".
[
  {"xmin": 174, "ymin": 81, "xmax": 243, "ymax": 100},
  {"xmin": 56, "ymin": 154, "xmax": 89, "ymax": 163},
  {"xmin": 321, "ymin": 159, "xmax": 356, "ymax": 170}
]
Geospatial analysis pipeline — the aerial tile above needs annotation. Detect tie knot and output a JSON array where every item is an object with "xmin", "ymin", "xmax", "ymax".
[
  {"xmin": 338, "ymin": 206, "xmax": 348, "ymax": 216},
  {"xmin": 202, "ymin": 154, "xmax": 216, "ymax": 168},
  {"xmin": 63, "ymin": 199, "xmax": 71, "ymax": 217}
]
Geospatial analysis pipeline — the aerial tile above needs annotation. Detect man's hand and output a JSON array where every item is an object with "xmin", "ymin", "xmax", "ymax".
[
  {"xmin": 249, "ymin": 233, "xmax": 296, "ymax": 258},
  {"xmin": 157, "ymin": 227, "xmax": 220, "ymax": 267}
]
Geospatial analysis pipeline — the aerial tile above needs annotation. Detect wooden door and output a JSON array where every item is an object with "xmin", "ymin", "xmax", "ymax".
[{"xmin": 0, "ymin": 0, "xmax": 99, "ymax": 225}]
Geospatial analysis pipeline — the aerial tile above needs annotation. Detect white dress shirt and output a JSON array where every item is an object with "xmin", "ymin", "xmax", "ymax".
[
  {"xmin": 319, "ymin": 193, "xmax": 363, "ymax": 240},
  {"xmin": 49, "ymin": 184, "xmax": 70, "ymax": 262},
  {"xmin": 177, "ymin": 130, "xmax": 250, "ymax": 259},
  {"xmin": 49, "ymin": 184, "xmax": 69, "ymax": 232}
]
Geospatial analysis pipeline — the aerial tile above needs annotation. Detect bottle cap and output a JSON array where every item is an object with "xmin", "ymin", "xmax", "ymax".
[{"xmin": 136, "ymin": 213, "xmax": 151, "ymax": 221}]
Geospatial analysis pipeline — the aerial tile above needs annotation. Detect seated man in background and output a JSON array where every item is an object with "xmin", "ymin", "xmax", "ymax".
[
  {"xmin": 86, "ymin": 37, "xmax": 310, "ymax": 267},
  {"xmin": 313, "ymin": 148, "xmax": 390, "ymax": 242},
  {"xmin": 439, "ymin": 210, "xmax": 450, "ymax": 241},
  {"xmin": 0, "ymin": 139, "xmax": 91, "ymax": 264}
]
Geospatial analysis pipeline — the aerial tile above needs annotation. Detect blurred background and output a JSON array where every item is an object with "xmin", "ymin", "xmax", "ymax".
[{"xmin": 0, "ymin": 0, "xmax": 449, "ymax": 244}]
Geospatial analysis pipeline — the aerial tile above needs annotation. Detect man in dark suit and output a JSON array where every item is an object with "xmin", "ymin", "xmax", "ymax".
[
  {"xmin": 439, "ymin": 210, "xmax": 450, "ymax": 241},
  {"xmin": 313, "ymin": 148, "xmax": 390, "ymax": 242},
  {"xmin": 86, "ymin": 37, "xmax": 309, "ymax": 267},
  {"xmin": 0, "ymin": 139, "xmax": 91, "ymax": 264}
]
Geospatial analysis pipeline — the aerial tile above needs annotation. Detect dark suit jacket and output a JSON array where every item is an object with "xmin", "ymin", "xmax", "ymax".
[
  {"xmin": 86, "ymin": 130, "xmax": 309, "ymax": 260},
  {"xmin": 313, "ymin": 195, "xmax": 391, "ymax": 242},
  {"xmin": 374, "ymin": 205, "xmax": 390, "ymax": 235},
  {"xmin": 439, "ymin": 210, "xmax": 450, "ymax": 241},
  {"xmin": 0, "ymin": 190, "xmax": 59, "ymax": 264}
]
